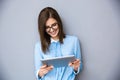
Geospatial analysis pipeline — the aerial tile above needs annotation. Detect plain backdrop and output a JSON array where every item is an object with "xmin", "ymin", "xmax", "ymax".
[{"xmin": 0, "ymin": 0, "xmax": 120, "ymax": 80}]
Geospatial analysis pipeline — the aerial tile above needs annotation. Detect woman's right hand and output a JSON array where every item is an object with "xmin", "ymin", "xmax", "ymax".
[{"xmin": 38, "ymin": 64, "xmax": 54, "ymax": 77}]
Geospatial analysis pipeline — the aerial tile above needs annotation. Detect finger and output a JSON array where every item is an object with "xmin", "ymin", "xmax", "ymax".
[
  {"xmin": 42, "ymin": 66, "xmax": 53, "ymax": 75},
  {"xmin": 69, "ymin": 62, "xmax": 73, "ymax": 66},
  {"xmin": 69, "ymin": 59, "xmax": 79, "ymax": 65},
  {"xmin": 69, "ymin": 63, "xmax": 74, "ymax": 68},
  {"xmin": 46, "ymin": 66, "xmax": 54, "ymax": 71},
  {"xmin": 40, "ymin": 69, "xmax": 50, "ymax": 75},
  {"xmin": 73, "ymin": 59, "xmax": 80, "ymax": 64},
  {"xmin": 69, "ymin": 60, "xmax": 80, "ymax": 67},
  {"xmin": 42, "ymin": 70, "xmax": 49, "ymax": 75},
  {"xmin": 40, "ymin": 64, "xmax": 47, "ymax": 69},
  {"xmin": 49, "ymin": 65, "xmax": 54, "ymax": 68}
]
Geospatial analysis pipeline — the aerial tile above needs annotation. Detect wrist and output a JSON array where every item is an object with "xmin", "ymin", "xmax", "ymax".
[
  {"xmin": 38, "ymin": 70, "xmax": 44, "ymax": 77},
  {"xmin": 74, "ymin": 67, "xmax": 78, "ymax": 71}
]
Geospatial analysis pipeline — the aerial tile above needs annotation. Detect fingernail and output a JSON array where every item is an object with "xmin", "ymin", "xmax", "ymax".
[
  {"xmin": 51, "ymin": 66, "xmax": 54, "ymax": 68},
  {"xmin": 69, "ymin": 63, "xmax": 72, "ymax": 66}
]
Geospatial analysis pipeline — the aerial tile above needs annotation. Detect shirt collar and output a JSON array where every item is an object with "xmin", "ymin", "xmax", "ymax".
[{"xmin": 51, "ymin": 38, "xmax": 59, "ymax": 43}]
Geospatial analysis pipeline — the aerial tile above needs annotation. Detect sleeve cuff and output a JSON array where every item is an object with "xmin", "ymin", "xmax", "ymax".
[
  {"xmin": 36, "ymin": 70, "xmax": 44, "ymax": 79},
  {"xmin": 73, "ymin": 67, "xmax": 80, "ymax": 75}
]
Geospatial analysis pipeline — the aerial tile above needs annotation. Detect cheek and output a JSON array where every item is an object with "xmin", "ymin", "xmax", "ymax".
[
  {"xmin": 57, "ymin": 28, "xmax": 59, "ymax": 33},
  {"xmin": 57, "ymin": 29, "xmax": 59, "ymax": 32}
]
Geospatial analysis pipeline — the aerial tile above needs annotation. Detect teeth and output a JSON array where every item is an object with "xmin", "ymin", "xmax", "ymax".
[{"xmin": 51, "ymin": 31, "xmax": 56, "ymax": 35}]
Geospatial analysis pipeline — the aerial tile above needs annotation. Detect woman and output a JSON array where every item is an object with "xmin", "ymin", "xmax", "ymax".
[{"xmin": 34, "ymin": 7, "xmax": 82, "ymax": 80}]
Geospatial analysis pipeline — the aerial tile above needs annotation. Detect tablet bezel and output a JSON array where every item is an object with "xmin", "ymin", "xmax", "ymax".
[{"xmin": 40, "ymin": 55, "xmax": 75, "ymax": 67}]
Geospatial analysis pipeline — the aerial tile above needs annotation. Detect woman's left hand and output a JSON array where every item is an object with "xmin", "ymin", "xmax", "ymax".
[{"xmin": 69, "ymin": 59, "xmax": 80, "ymax": 71}]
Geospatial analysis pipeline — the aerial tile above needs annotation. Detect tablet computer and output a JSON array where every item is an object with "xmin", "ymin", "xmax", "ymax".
[{"xmin": 40, "ymin": 55, "xmax": 75, "ymax": 67}]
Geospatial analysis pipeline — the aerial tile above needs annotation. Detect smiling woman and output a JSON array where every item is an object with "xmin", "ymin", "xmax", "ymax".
[
  {"xmin": 45, "ymin": 18, "xmax": 59, "ymax": 40},
  {"xmin": 34, "ymin": 7, "xmax": 83, "ymax": 80}
]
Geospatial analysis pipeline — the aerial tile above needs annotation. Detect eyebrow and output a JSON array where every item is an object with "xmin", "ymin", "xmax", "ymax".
[{"xmin": 46, "ymin": 22, "xmax": 57, "ymax": 27}]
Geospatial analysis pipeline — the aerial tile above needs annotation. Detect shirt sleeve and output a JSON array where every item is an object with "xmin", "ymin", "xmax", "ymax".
[
  {"xmin": 34, "ymin": 42, "xmax": 44, "ymax": 80},
  {"xmin": 73, "ymin": 37, "xmax": 83, "ymax": 75}
]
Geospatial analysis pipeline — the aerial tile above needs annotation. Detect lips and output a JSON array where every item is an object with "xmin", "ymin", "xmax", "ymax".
[
  {"xmin": 50, "ymin": 30, "xmax": 57, "ymax": 35},
  {"xmin": 47, "ymin": 26, "xmax": 59, "ymax": 39}
]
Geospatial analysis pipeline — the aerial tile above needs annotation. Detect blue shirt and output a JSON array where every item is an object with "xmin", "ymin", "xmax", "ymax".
[{"xmin": 34, "ymin": 35, "xmax": 82, "ymax": 80}]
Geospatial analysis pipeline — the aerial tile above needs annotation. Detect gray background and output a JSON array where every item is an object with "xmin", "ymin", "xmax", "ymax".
[{"xmin": 0, "ymin": 0, "xmax": 120, "ymax": 80}]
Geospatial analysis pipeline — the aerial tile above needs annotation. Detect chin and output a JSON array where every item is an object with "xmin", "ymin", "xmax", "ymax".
[
  {"xmin": 51, "ymin": 35, "xmax": 57, "ymax": 38},
  {"xmin": 48, "ymin": 30, "xmax": 59, "ymax": 39},
  {"xmin": 50, "ymin": 33, "xmax": 58, "ymax": 37}
]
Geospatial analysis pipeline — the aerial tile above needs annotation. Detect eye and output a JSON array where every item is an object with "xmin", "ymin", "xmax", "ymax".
[
  {"xmin": 46, "ymin": 26, "xmax": 50, "ymax": 29},
  {"xmin": 52, "ymin": 23, "xmax": 57, "ymax": 27}
]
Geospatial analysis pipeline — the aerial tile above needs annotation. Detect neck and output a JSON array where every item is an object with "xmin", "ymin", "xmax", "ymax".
[{"xmin": 52, "ymin": 37, "xmax": 59, "ymax": 41}]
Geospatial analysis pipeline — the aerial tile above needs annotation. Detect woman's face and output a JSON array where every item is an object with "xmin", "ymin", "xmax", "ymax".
[{"xmin": 45, "ymin": 18, "xmax": 59, "ymax": 40}]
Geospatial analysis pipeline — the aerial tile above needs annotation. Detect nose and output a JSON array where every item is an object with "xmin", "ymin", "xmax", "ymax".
[{"xmin": 49, "ymin": 28, "xmax": 54, "ymax": 32}]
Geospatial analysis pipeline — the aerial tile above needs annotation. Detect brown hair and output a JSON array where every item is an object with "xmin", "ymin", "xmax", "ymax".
[{"xmin": 38, "ymin": 7, "xmax": 65, "ymax": 53}]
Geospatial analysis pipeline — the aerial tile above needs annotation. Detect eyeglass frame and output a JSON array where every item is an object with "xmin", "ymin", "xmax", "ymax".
[{"xmin": 45, "ymin": 22, "xmax": 58, "ymax": 32}]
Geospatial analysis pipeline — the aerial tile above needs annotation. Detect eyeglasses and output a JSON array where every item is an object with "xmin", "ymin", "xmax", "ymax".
[{"xmin": 46, "ymin": 22, "xmax": 58, "ymax": 32}]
